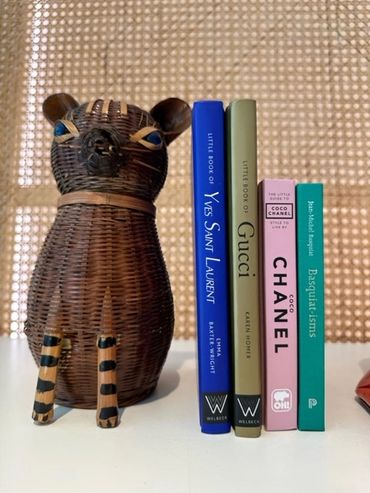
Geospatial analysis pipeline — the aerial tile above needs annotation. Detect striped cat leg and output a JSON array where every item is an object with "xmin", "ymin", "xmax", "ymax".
[
  {"xmin": 32, "ymin": 332, "xmax": 62, "ymax": 424},
  {"xmin": 97, "ymin": 334, "xmax": 119, "ymax": 428}
]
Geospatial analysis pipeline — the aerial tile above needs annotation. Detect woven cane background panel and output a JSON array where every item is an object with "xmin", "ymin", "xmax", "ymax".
[{"xmin": 0, "ymin": 0, "xmax": 369, "ymax": 341}]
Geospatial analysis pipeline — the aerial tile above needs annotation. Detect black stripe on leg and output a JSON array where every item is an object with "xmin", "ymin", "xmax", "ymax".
[
  {"xmin": 100, "ymin": 383, "xmax": 117, "ymax": 395},
  {"xmin": 99, "ymin": 407, "xmax": 118, "ymax": 420},
  {"xmin": 43, "ymin": 335, "xmax": 61, "ymax": 347},
  {"xmin": 98, "ymin": 337, "xmax": 116, "ymax": 349},
  {"xmin": 33, "ymin": 401, "xmax": 53, "ymax": 414},
  {"xmin": 99, "ymin": 360, "xmax": 116, "ymax": 372},
  {"xmin": 40, "ymin": 355, "xmax": 59, "ymax": 367},
  {"xmin": 36, "ymin": 378, "xmax": 55, "ymax": 392}
]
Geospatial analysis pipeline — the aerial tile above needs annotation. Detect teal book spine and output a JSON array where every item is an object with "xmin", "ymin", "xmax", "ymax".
[{"xmin": 296, "ymin": 183, "xmax": 325, "ymax": 431}]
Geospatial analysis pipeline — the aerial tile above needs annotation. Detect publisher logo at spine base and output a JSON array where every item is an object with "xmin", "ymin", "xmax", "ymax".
[
  {"xmin": 271, "ymin": 389, "xmax": 292, "ymax": 413},
  {"xmin": 308, "ymin": 398, "xmax": 318, "ymax": 409},
  {"xmin": 234, "ymin": 395, "xmax": 262, "ymax": 427},
  {"xmin": 266, "ymin": 203, "xmax": 294, "ymax": 219},
  {"xmin": 203, "ymin": 393, "xmax": 230, "ymax": 423}
]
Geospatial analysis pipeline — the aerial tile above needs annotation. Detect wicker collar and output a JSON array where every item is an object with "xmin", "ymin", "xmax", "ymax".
[{"xmin": 57, "ymin": 191, "xmax": 156, "ymax": 217}]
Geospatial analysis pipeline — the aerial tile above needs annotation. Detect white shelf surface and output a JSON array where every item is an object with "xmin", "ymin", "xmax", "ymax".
[{"xmin": 0, "ymin": 338, "xmax": 369, "ymax": 493}]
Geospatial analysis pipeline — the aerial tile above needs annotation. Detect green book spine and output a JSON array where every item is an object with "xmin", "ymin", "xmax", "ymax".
[
  {"xmin": 226, "ymin": 100, "xmax": 261, "ymax": 437},
  {"xmin": 296, "ymin": 183, "xmax": 325, "ymax": 431}
]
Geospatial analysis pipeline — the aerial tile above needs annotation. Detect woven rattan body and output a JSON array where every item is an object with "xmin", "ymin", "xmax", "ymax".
[
  {"xmin": 25, "ymin": 96, "xmax": 190, "ymax": 417},
  {"xmin": 26, "ymin": 202, "xmax": 173, "ymax": 408}
]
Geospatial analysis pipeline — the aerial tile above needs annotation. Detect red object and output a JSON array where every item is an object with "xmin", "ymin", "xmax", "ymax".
[{"xmin": 356, "ymin": 371, "xmax": 370, "ymax": 409}]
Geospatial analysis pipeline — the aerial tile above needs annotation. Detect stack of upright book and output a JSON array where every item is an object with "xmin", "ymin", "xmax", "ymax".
[{"xmin": 191, "ymin": 100, "xmax": 325, "ymax": 437}]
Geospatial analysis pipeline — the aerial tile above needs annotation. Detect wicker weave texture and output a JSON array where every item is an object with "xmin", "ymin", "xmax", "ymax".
[
  {"xmin": 26, "ymin": 204, "xmax": 174, "ymax": 408},
  {"xmin": 0, "ymin": 0, "xmax": 369, "ymax": 342},
  {"xmin": 24, "ymin": 97, "xmax": 189, "ymax": 407}
]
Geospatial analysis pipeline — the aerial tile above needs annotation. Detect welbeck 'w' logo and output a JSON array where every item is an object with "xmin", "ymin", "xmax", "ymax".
[
  {"xmin": 203, "ymin": 393, "xmax": 230, "ymax": 423},
  {"xmin": 238, "ymin": 397, "xmax": 260, "ymax": 417},
  {"xmin": 205, "ymin": 394, "xmax": 228, "ymax": 414},
  {"xmin": 234, "ymin": 395, "xmax": 262, "ymax": 427}
]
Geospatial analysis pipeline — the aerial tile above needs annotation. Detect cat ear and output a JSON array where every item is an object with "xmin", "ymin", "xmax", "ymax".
[
  {"xmin": 43, "ymin": 93, "xmax": 79, "ymax": 125},
  {"xmin": 150, "ymin": 98, "xmax": 191, "ymax": 145}
]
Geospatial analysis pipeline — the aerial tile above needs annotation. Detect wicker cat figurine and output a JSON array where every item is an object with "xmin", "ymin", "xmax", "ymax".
[{"xmin": 25, "ymin": 93, "xmax": 191, "ymax": 428}]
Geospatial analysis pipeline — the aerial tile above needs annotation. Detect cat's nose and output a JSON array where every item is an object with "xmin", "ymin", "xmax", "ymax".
[
  {"xmin": 79, "ymin": 127, "xmax": 124, "ymax": 177},
  {"xmin": 82, "ymin": 128, "xmax": 119, "ymax": 156}
]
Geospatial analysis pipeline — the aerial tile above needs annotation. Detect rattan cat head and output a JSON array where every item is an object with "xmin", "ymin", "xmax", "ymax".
[{"xmin": 43, "ymin": 93, "xmax": 191, "ymax": 201}]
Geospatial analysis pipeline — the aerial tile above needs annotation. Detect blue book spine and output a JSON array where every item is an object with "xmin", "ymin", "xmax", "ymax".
[{"xmin": 191, "ymin": 100, "xmax": 231, "ymax": 434}]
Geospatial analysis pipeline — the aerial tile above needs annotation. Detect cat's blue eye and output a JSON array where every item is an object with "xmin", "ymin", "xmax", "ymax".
[
  {"xmin": 144, "ymin": 131, "xmax": 162, "ymax": 146},
  {"xmin": 54, "ymin": 121, "xmax": 70, "ymax": 137}
]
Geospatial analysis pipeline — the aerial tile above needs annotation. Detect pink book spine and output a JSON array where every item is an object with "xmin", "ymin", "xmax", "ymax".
[{"xmin": 260, "ymin": 179, "xmax": 297, "ymax": 431}]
